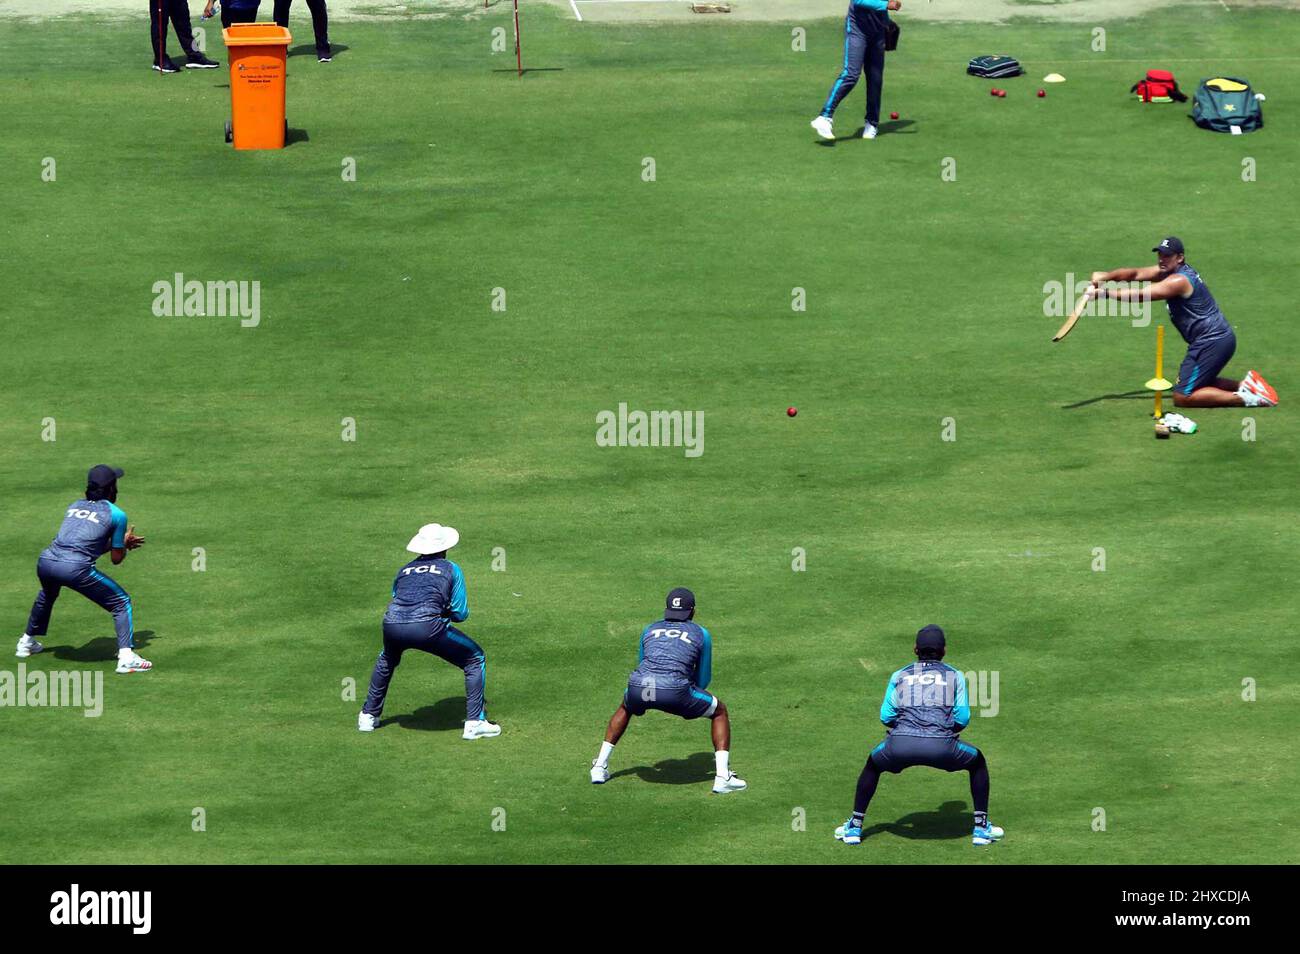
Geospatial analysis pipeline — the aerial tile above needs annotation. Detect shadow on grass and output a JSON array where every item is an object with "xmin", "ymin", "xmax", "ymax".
[
  {"xmin": 1061, "ymin": 389, "xmax": 1149, "ymax": 409},
  {"xmin": 50, "ymin": 630, "xmax": 157, "ymax": 663},
  {"xmin": 383, "ymin": 697, "xmax": 465, "ymax": 731},
  {"xmin": 860, "ymin": 799, "xmax": 970, "ymax": 841},
  {"xmin": 288, "ymin": 43, "xmax": 350, "ymax": 59},
  {"xmin": 610, "ymin": 751, "xmax": 714, "ymax": 785},
  {"xmin": 816, "ymin": 118, "xmax": 916, "ymax": 145},
  {"xmin": 492, "ymin": 67, "xmax": 565, "ymax": 76}
]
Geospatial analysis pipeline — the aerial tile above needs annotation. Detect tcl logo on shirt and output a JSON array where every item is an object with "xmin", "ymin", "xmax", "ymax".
[
  {"xmin": 401, "ymin": 565, "xmax": 443, "ymax": 576},
  {"xmin": 901, "ymin": 672, "xmax": 947, "ymax": 687},
  {"xmin": 647, "ymin": 627, "xmax": 693, "ymax": 644},
  {"xmin": 66, "ymin": 509, "xmax": 102, "ymax": 523}
]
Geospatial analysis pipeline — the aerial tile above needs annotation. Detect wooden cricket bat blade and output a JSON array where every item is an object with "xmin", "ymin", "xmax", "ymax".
[{"xmin": 1052, "ymin": 291, "xmax": 1093, "ymax": 342}]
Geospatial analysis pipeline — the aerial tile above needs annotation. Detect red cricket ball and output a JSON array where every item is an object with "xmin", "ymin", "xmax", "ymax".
[
  {"xmin": 1037, "ymin": 88, "xmax": 1046, "ymax": 97},
  {"xmin": 997, "ymin": 89, "xmax": 1007, "ymax": 98},
  {"xmin": 990, "ymin": 87, "xmax": 999, "ymax": 97},
  {"xmin": 890, "ymin": 111, "xmax": 899, "ymax": 120},
  {"xmin": 786, "ymin": 407, "xmax": 798, "ymax": 417}
]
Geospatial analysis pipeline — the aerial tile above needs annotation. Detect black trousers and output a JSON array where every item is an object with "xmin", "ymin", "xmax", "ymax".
[
  {"xmin": 221, "ymin": 7, "xmax": 259, "ymax": 27},
  {"xmin": 149, "ymin": 0, "xmax": 196, "ymax": 61},
  {"xmin": 819, "ymin": 12, "xmax": 888, "ymax": 127},
  {"xmin": 273, "ymin": 0, "xmax": 330, "ymax": 55}
]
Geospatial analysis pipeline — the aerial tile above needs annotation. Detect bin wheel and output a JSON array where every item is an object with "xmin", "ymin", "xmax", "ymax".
[{"xmin": 224, "ymin": 120, "xmax": 233, "ymax": 144}]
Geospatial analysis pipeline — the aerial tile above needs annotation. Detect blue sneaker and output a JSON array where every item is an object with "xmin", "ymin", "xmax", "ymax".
[
  {"xmin": 834, "ymin": 820, "xmax": 863, "ymax": 845},
  {"xmin": 972, "ymin": 823, "xmax": 1005, "ymax": 846}
]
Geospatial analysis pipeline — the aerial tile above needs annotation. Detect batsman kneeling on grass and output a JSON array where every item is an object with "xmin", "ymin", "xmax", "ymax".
[{"xmin": 1088, "ymin": 236, "xmax": 1278, "ymax": 409}]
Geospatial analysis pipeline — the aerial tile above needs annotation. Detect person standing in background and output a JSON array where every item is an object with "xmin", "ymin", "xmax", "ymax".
[
  {"xmin": 811, "ymin": 0, "xmax": 901, "ymax": 141},
  {"xmin": 150, "ymin": 0, "xmax": 219, "ymax": 72},
  {"xmin": 274, "ymin": 0, "xmax": 333, "ymax": 62}
]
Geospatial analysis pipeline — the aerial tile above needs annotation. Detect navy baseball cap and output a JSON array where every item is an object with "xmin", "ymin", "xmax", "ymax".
[
  {"xmin": 664, "ymin": 587, "xmax": 696, "ymax": 621},
  {"xmin": 87, "ymin": 464, "xmax": 124, "ymax": 488},
  {"xmin": 915, "ymin": 624, "xmax": 946, "ymax": 655},
  {"xmin": 1153, "ymin": 236, "xmax": 1185, "ymax": 255}
]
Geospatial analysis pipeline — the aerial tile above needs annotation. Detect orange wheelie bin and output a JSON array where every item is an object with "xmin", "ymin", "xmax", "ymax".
[{"xmin": 222, "ymin": 24, "xmax": 293, "ymax": 149}]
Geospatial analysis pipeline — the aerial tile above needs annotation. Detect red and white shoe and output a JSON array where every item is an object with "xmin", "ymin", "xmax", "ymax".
[
  {"xmin": 116, "ymin": 651, "xmax": 153, "ymax": 674},
  {"xmin": 1241, "ymin": 370, "xmax": 1278, "ymax": 405}
]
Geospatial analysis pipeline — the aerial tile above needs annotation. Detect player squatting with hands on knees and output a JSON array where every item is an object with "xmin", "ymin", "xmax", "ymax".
[
  {"xmin": 835, "ymin": 626, "xmax": 1004, "ymax": 847},
  {"xmin": 591, "ymin": 588, "xmax": 747, "ymax": 795},
  {"xmin": 357, "ymin": 523, "xmax": 500, "ymax": 741},
  {"xmin": 1088, "ymin": 236, "xmax": 1278, "ymax": 409},
  {"xmin": 18, "ymin": 465, "xmax": 151, "ymax": 674}
]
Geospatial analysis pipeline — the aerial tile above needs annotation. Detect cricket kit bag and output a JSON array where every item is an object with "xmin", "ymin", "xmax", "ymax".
[
  {"xmin": 1130, "ymin": 69, "xmax": 1188, "ymax": 103},
  {"xmin": 967, "ymin": 54, "xmax": 1022, "ymax": 79},
  {"xmin": 1191, "ymin": 77, "xmax": 1263, "ymax": 133}
]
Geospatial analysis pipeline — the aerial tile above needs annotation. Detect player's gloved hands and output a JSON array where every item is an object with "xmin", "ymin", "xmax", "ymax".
[
  {"xmin": 125, "ymin": 525, "xmax": 146, "ymax": 550},
  {"xmin": 1089, "ymin": 271, "xmax": 1108, "ymax": 286}
]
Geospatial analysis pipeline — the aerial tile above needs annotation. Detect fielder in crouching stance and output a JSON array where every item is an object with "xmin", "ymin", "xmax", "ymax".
[
  {"xmin": 17, "ymin": 465, "xmax": 150, "ymax": 674},
  {"xmin": 358, "ymin": 523, "xmax": 499, "ymax": 740},
  {"xmin": 1089, "ymin": 236, "xmax": 1278, "ymax": 408},
  {"xmin": 836, "ymin": 625, "xmax": 1003, "ymax": 847},
  {"xmin": 590, "ymin": 588, "xmax": 746, "ymax": 794},
  {"xmin": 811, "ymin": 0, "xmax": 902, "ymax": 142}
]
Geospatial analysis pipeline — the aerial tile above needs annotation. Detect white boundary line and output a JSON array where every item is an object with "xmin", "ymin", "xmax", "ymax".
[{"xmin": 569, "ymin": 0, "xmax": 582, "ymax": 19}]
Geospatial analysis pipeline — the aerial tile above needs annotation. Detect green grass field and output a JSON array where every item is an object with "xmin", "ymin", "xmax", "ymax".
[{"xmin": 2, "ymin": 4, "xmax": 1297, "ymax": 864}]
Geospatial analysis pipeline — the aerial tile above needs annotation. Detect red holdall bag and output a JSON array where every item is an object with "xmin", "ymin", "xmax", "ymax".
[{"xmin": 1132, "ymin": 69, "xmax": 1188, "ymax": 103}]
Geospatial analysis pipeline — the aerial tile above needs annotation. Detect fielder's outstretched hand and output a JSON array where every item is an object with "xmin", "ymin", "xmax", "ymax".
[{"xmin": 125, "ymin": 525, "xmax": 146, "ymax": 550}]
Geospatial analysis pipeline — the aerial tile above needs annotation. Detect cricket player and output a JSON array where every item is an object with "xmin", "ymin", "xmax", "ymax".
[
  {"xmin": 835, "ymin": 626, "xmax": 1004, "ymax": 846},
  {"xmin": 357, "ymin": 523, "xmax": 500, "ymax": 740},
  {"xmin": 1089, "ymin": 237, "xmax": 1278, "ymax": 408},
  {"xmin": 590, "ymin": 588, "xmax": 747, "ymax": 795},
  {"xmin": 17, "ymin": 465, "xmax": 151, "ymax": 674},
  {"xmin": 811, "ymin": 0, "xmax": 902, "ymax": 141}
]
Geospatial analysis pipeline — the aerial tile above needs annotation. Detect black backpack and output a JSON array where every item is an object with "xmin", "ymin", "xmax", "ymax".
[
  {"xmin": 1191, "ymin": 77, "xmax": 1263, "ymax": 133},
  {"xmin": 967, "ymin": 54, "xmax": 1023, "ymax": 79}
]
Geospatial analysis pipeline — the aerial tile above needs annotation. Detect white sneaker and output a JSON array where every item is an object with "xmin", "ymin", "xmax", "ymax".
[
  {"xmin": 712, "ymin": 771, "xmax": 747, "ymax": 794},
  {"xmin": 116, "ymin": 652, "xmax": 152, "ymax": 674},
  {"xmin": 462, "ymin": 719, "xmax": 502, "ymax": 740},
  {"xmin": 15, "ymin": 635, "xmax": 43, "ymax": 658},
  {"xmin": 590, "ymin": 760, "xmax": 610, "ymax": 784},
  {"xmin": 357, "ymin": 712, "xmax": 379, "ymax": 732},
  {"xmin": 1237, "ymin": 385, "xmax": 1275, "ymax": 408},
  {"xmin": 862, "ymin": 124, "xmax": 878, "ymax": 139},
  {"xmin": 810, "ymin": 115, "xmax": 834, "ymax": 140}
]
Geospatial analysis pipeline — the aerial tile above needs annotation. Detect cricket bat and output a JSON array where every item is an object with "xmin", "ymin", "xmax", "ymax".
[{"xmin": 1052, "ymin": 288, "xmax": 1094, "ymax": 342}]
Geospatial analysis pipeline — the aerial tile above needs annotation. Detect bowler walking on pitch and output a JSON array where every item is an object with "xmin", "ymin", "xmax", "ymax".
[
  {"xmin": 358, "ymin": 523, "xmax": 500, "ymax": 740},
  {"xmin": 811, "ymin": 0, "xmax": 901, "ymax": 141},
  {"xmin": 18, "ymin": 465, "xmax": 151, "ymax": 674},
  {"xmin": 835, "ymin": 626, "xmax": 1004, "ymax": 846},
  {"xmin": 590, "ymin": 588, "xmax": 747, "ymax": 794}
]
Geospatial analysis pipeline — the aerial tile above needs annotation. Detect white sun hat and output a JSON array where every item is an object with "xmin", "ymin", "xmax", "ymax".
[{"xmin": 406, "ymin": 523, "xmax": 460, "ymax": 555}]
